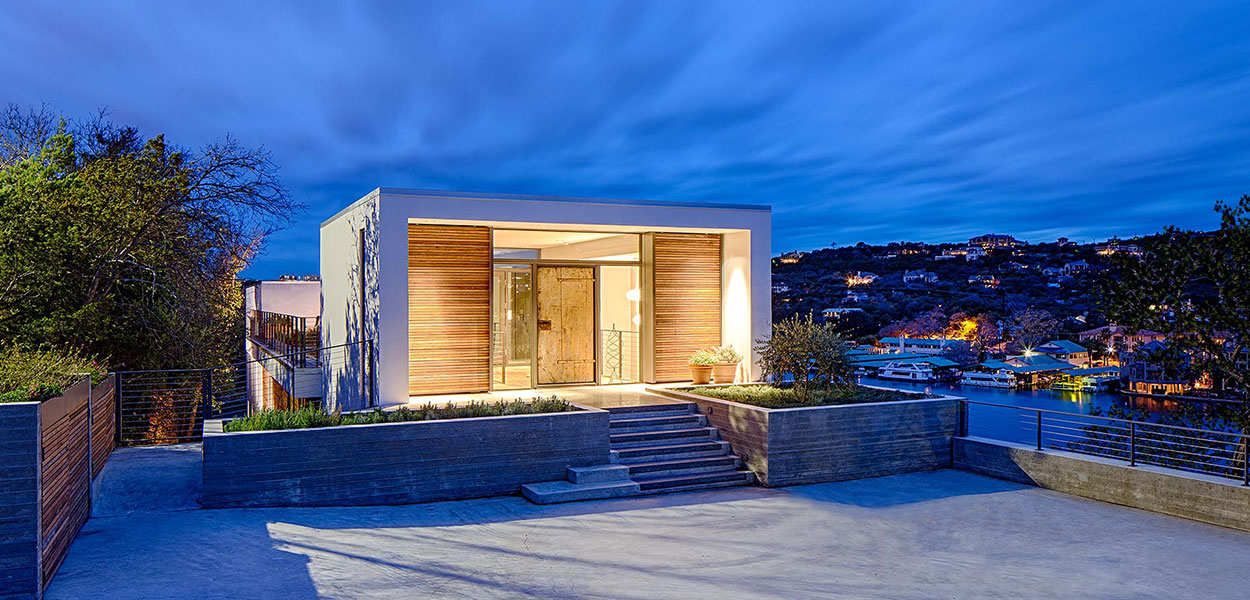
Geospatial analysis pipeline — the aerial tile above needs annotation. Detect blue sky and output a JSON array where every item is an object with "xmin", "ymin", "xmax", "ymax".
[{"xmin": 2, "ymin": 1, "xmax": 1248, "ymax": 278}]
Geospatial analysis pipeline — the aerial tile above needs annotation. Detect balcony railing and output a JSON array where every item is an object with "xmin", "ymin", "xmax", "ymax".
[{"xmin": 248, "ymin": 310, "xmax": 320, "ymax": 367}]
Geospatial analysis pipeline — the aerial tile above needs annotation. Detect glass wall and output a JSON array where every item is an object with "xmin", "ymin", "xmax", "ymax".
[
  {"xmin": 599, "ymin": 265, "xmax": 641, "ymax": 383},
  {"xmin": 491, "ymin": 265, "xmax": 533, "ymax": 389}
]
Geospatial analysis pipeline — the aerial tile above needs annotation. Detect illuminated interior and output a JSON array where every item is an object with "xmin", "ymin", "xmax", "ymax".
[{"xmin": 490, "ymin": 229, "xmax": 642, "ymax": 389}]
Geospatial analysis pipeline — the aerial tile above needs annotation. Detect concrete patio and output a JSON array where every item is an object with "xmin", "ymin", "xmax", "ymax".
[{"xmin": 50, "ymin": 469, "xmax": 1249, "ymax": 599}]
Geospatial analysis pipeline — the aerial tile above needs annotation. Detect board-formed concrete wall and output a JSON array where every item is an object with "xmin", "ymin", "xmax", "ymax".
[
  {"xmin": 650, "ymin": 387, "xmax": 960, "ymax": 487},
  {"xmin": 954, "ymin": 436, "xmax": 1250, "ymax": 533},
  {"xmin": 0, "ymin": 402, "xmax": 40, "ymax": 600},
  {"xmin": 202, "ymin": 408, "xmax": 611, "ymax": 508}
]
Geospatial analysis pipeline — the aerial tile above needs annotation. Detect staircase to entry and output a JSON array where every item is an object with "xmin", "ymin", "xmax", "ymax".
[{"xmin": 521, "ymin": 402, "xmax": 755, "ymax": 504}]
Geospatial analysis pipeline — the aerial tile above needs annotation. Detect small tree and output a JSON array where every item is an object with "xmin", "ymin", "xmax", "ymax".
[{"xmin": 756, "ymin": 314, "xmax": 854, "ymax": 404}]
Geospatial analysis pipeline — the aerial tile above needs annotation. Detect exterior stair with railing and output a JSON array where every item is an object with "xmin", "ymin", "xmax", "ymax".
[{"xmin": 521, "ymin": 402, "xmax": 755, "ymax": 504}]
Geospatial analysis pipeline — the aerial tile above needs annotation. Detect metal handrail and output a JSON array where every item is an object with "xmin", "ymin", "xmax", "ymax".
[
  {"xmin": 961, "ymin": 399, "xmax": 1250, "ymax": 441},
  {"xmin": 960, "ymin": 399, "xmax": 1250, "ymax": 486}
]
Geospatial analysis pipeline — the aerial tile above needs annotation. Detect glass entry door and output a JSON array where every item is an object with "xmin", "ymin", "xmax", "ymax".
[{"xmin": 492, "ymin": 265, "xmax": 533, "ymax": 389}]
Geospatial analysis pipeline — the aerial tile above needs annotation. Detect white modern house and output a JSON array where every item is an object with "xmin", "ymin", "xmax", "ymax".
[{"xmin": 320, "ymin": 188, "xmax": 772, "ymax": 409}]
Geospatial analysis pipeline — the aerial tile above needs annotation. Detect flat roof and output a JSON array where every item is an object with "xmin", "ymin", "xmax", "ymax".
[{"xmin": 378, "ymin": 187, "xmax": 772, "ymax": 212}]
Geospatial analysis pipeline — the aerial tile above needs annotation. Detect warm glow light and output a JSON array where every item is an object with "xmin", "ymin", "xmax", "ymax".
[
  {"xmin": 625, "ymin": 288, "xmax": 641, "ymax": 302},
  {"xmin": 631, "ymin": 314, "xmax": 641, "ymax": 326}
]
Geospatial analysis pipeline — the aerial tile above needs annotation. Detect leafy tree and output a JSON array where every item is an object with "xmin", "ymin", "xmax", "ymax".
[
  {"xmin": 1101, "ymin": 197, "xmax": 1250, "ymax": 421},
  {"xmin": 0, "ymin": 105, "xmax": 299, "ymax": 369},
  {"xmin": 1007, "ymin": 308, "xmax": 1058, "ymax": 351}
]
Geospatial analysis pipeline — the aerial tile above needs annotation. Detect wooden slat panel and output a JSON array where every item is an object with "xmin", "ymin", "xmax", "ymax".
[
  {"xmin": 40, "ymin": 395, "xmax": 91, "ymax": 590},
  {"xmin": 408, "ymin": 224, "xmax": 492, "ymax": 395},
  {"xmin": 90, "ymin": 379, "xmax": 116, "ymax": 478},
  {"xmin": 652, "ymin": 233, "xmax": 722, "ymax": 382}
]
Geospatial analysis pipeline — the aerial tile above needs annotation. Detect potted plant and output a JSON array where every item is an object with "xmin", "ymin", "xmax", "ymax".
[
  {"xmin": 710, "ymin": 345, "xmax": 743, "ymax": 384},
  {"xmin": 688, "ymin": 349, "xmax": 716, "ymax": 385}
]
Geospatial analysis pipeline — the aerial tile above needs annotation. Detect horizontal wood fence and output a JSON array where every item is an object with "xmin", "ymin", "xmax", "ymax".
[{"xmin": 0, "ymin": 374, "xmax": 117, "ymax": 599}]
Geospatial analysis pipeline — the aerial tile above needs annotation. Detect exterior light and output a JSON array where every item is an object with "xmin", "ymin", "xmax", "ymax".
[
  {"xmin": 632, "ymin": 314, "xmax": 641, "ymax": 326},
  {"xmin": 625, "ymin": 288, "xmax": 641, "ymax": 302}
]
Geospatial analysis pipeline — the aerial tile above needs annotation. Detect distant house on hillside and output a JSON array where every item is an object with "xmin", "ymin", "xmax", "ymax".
[
  {"xmin": 777, "ymin": 251, "xmax": 804, "ymax": 264},
  {"xmin": 1064, "ymin": 260, "xmax": 1091, "ymax": 275},
  {"xmin": 772, "ymin": 283, "xmax": 791, "ymax": 294},
  {"xmin": 845, "ymin": 290, "xmax": 870, "ymax": 303},
  {"xmin": 1041, "ymin": 266, "xmax": 1064, "ymax": 277},
  {"xmin": 1000, "ymin": 261, "xmax": 1027, "ymax": 272},
  {"xmin": 1077, "ymin": 325, "xmax": 1166, "ymax": 352},
  {"xmin": 902, "ymin": 270, "xmax": 938, "ymax": 284},
  {"xmin": 822, "ymin": 307, "xmax": 864, "ymax": 320},
  {"xmin": 1056, "ymin": 237, "xmax": 1076, "ymax": 247},
  {"xmin": 1095, "ymin": 241, "xmax": 1143, "ymax": 257},
  {"xmin": 846, "ymin": 271, "xmax": 878, "ymax": 286},
  {"xmin": 968, "ymin": 274, "xmax": 1000, "ymax": 288},
  {"xmin": 942, "ymin": 246, "xmax": 985, "ymax": 261},
  {"xmin": 969, "ymin": 234, "xmax": 1023, "ymax": 248}
]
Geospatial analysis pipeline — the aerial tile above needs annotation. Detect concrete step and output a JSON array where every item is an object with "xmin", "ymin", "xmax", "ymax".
[
  {"xmin": 609, "ymin": 414, "xmax": 706, "ymax": 432},
  {"xmin": 566, "ymin": 464, "xmax": 631, "ymax": 484},
  {"xmin": 636, "ymin": 475, "xmax": 757, "ymax": 496},
  {"xmin": 625, "ymin": 455, "xmax": 742, "ymax": 478},
  {"xmin": 606, "ymin": 403, "xmax": 695, "ymax": 420},
  {"xmin": 634, "ymin": 469, "xmax": 756, "ymax": 492},
  {"xmin": 615, "ymin": 441, "xmax": 732, "ymax": 463},
  {"xmin": 609, "ymin": 427, "xmax": 719, "ymax": 448},
  {"xmin": 521, "ymin": 479, "xmax": 641, "ymax": 504}
]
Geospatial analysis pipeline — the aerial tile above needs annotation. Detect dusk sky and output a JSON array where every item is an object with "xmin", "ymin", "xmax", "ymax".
[{"xmin": 3, "ymin": 1, "xmax": 1248, "ymax": 278}]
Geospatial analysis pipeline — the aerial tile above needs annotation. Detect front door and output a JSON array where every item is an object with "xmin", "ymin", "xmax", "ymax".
[{"xmin": 536, "ymin": 266, "xmax": 595, "ymax": 385}]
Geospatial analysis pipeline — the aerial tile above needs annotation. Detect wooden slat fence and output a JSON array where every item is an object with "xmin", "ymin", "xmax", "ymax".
[
  {"xmin": 90, "ymin": 378, "xmax": 115, "ymax": 478},
  {"xmin": 38, "ymin": 376, "xmax": 92, "ymax": 592}
]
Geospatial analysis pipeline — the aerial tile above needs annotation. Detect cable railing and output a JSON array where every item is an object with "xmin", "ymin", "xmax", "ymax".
[
  {"xmin": 961, "ymin": 400, "xmax": 1249, "ymax": 486},
  {"xmin": 114, "ymin": 340, "xmax": 373, "ymax": 445}
]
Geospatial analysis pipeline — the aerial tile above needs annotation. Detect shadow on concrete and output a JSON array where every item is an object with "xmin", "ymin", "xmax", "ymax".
[{"xmin": 783, "ymin": 468, "xmax": 1030, "ymax": 508}]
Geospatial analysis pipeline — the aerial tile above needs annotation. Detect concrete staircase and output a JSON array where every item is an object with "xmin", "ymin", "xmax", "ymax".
[{"xmin": 521, "ymin": 402, "xmax": 755, "ymax": 504}]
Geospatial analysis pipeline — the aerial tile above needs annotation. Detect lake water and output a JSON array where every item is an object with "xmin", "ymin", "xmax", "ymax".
[{"xmin": 857, "ymin": 376, "xmax": 1227, "ymax": 445}]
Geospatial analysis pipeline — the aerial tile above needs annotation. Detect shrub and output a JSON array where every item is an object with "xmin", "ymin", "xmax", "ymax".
[
  {"xmin": 223, "ymin": 397, "xmax": 576, "ymax": 432},
  {"xmin": 689, "ymin": 349, "xmax": 717, "ymax": 366},
  {"xmin": 754, "ymin": 314, "xmax": 854, "ymax": 404},
  {"xmin": 711, "ymin": 345, "xmax": 743, "ymax": 363},
  {"xmin": 0, "ymin": 346, "xmax": 106, "ymax": 403}
]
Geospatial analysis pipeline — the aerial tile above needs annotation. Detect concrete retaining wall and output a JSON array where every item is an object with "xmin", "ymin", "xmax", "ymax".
[
  {"xmin": 0, "ymin": 403, "xmax": 40, "ymax": 600},
  {"xmin": 954, "ymin": 436, "xmax": 1250, "ymax": 533},
  {"xmin": 651, "ymin": 387, "xmax": 960, "ymax": 487},
  {"xmin": 202, "ymin": 407, "xmax": 611, "ymax": 508}
]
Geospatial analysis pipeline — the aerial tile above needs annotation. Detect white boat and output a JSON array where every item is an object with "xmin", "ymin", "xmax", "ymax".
[
  {"xmin": 960, "ymin": 371, "xmax": 1016, "ymax": 388},
  {"xmin": 877, "ymin": 362, "xmax": 939, "ymax": 383}
]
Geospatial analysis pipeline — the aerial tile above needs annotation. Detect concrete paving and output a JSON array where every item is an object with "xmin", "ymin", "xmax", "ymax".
[
  {"xmin": 50, "ymin": 469, "xmax": 1250, "ymax": 599},
  {"xmin": 91, "ymin": 443, "xmax": 202, "ymax": 517}
]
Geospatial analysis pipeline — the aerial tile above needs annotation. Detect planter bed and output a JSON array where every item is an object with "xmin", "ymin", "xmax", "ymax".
[
  {"xmin": 649, "ymin": 384, "xmax": 962, "ymax": 487},
  {"xmin": 201, "ymin": 403, "xmax": 610, "ymax": 508}
]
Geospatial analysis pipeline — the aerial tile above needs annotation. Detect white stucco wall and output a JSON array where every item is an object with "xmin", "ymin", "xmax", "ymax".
[
  {"xmin": 243, "ymin": 281, "xmax": 321, "ymax": 318},
  {"xmin": 322, "ymin": 188, "xmax": 771, "ymax": 407},
  {"xmin": 319, "ymin": 192, "xmax": 381, "ymax": 410}
]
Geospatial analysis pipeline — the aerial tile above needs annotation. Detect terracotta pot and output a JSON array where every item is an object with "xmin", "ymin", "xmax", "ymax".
[
  {"xmin": 689, "ymin": 365, "xmax": 713, "ymax": 385},
  {"xmin": 712, "ymin": 362, "xmax": 739, "ymax": 384}
]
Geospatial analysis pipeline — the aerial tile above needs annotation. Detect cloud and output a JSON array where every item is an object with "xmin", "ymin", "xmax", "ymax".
[{"xmin": 1, "ymin": 0, "xmax": 1247, "ymax": 276}]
